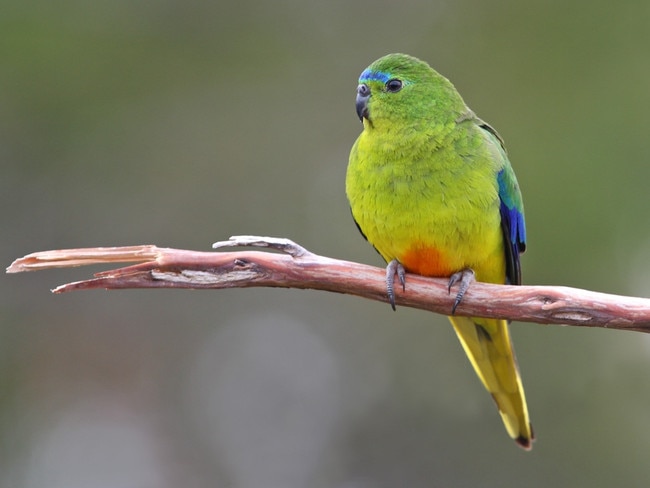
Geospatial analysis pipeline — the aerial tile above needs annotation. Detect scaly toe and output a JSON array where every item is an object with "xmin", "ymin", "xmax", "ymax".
[
  {"xmin": 386, "ymin": 259, "xmax": 406, "ymax": 311},
  {"xmin": 448, "ymin": 268, "xmax": 475, "ymax": 314}
]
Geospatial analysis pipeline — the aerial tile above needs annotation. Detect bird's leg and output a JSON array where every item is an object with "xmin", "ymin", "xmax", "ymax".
[
  {"xmin": 448, "ymin": 268, "xmax": 475, "ymax": 314},
  {"xmin": 385, "ymin": 259, "xmax": 406, "ymax": 311}
]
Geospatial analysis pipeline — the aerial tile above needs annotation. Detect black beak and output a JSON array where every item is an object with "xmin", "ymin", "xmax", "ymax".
[{"xmin": 356, "ymin": 83, "xmax": 370, "ymax": 121}]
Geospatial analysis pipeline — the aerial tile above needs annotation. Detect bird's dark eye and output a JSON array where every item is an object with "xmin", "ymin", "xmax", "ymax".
[{"xmin": 385, "ymin": 79, "xmax": 403, "ymax": 93}]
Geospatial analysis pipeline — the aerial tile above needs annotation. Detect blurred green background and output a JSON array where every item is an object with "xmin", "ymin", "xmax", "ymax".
[{"xmin": 3, "ymin": 1, "xmax": 650, "ymax": 486}]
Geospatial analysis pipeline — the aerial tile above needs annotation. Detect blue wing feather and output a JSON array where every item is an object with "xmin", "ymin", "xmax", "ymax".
[{"xmin": 497, "ymin": 169, "xmax": 526, "ymax": 285}]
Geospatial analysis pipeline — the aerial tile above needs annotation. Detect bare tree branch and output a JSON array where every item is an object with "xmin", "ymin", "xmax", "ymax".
[{"xmin": 7, "ymin": 235, "xmax": 650, "ymax": 332}]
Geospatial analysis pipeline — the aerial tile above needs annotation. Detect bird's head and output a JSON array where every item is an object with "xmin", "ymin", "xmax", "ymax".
[{"xmin": 355, "ymin": 53, "xmax": 465, "ymax": 130}]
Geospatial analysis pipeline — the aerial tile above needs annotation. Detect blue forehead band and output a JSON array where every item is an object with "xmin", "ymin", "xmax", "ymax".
[{"xmin": 359, "ymin": 69, "xmax": 392, "ymax": 84}]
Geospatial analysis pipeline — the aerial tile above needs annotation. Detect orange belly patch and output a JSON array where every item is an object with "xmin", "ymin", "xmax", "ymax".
[{"xmin": 400, "ymin": 245, "xmax": 455, "ymax": 278}]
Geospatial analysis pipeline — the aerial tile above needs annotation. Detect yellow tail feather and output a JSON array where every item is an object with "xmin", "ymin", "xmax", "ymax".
[{"xmin": 448, "ymin": 315, "xmax": 534, "ymax": 449}]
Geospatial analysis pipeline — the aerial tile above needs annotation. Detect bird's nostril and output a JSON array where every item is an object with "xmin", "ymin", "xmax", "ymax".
[{"xmin": 357, "ymin": 84, "xmax": 370, "ymax": 96}]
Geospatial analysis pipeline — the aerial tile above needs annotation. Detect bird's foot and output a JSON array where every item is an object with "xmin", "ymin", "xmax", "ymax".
[
  {"xmin": 386, "ymin": 259, "xmax": 406, "ymax": 311},
  {"xmin": 448, "ymin": 268, "xmax": 475, "ymax": 314}
]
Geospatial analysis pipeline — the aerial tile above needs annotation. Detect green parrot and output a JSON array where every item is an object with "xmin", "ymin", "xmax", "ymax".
[{"xmin": 346, "ymin": 53, "xmax": 533, "ymax": 449}]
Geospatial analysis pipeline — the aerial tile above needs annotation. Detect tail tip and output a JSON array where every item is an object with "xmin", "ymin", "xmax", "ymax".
[
  {"xmin": 515, "ymin": 435, "xmax": 533, "ymax": 450},
  {"xmin": 515, "ymin": 425, "xmax": 535, "ymax": 451}
]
